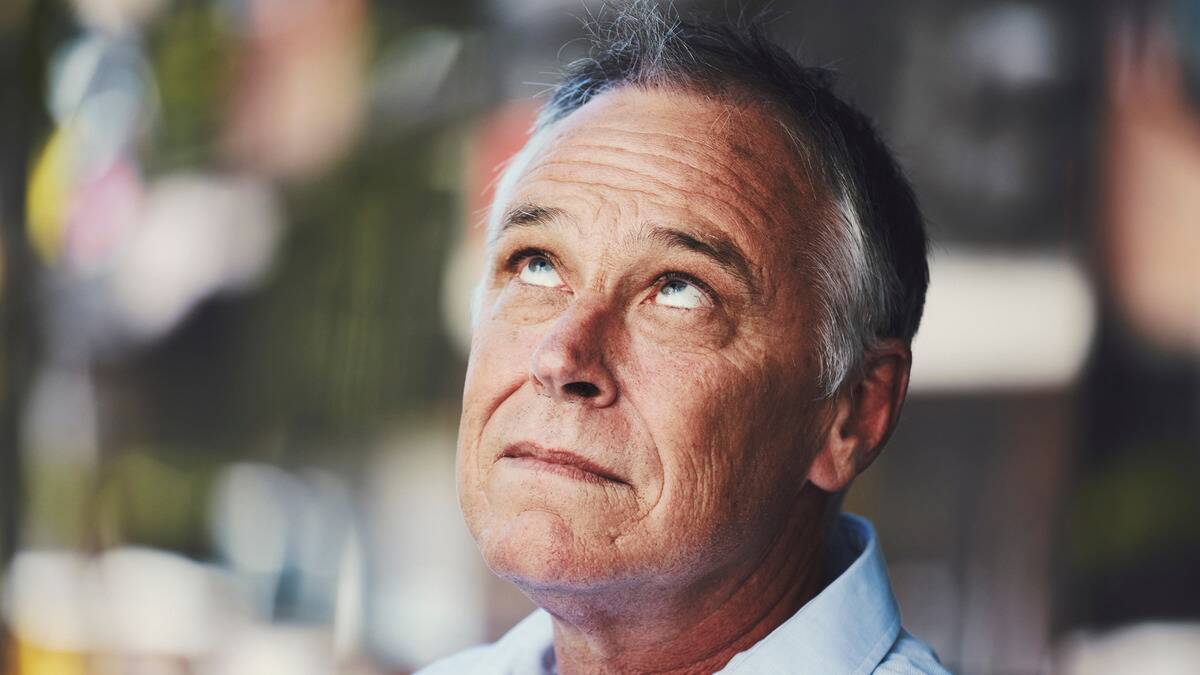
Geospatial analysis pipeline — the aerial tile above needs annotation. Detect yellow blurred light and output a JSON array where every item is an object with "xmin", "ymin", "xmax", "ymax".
[
  {"xmin": 26, "ymin": 128, "xmax": 76, "ymax": 266},
  {"xmin": 12, "ymin": 638, "xmax": 86, "ymax": 675}
]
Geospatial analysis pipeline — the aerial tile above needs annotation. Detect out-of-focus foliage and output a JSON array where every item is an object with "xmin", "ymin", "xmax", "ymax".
[{"xmin": 144, "ymin": 3, "xmax": 234, "ymax": 171}]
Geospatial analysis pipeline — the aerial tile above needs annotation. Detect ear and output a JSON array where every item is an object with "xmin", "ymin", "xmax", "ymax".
[{"xmin": 807, "ymin": 340, "xmax": 912, "ymax": 493}]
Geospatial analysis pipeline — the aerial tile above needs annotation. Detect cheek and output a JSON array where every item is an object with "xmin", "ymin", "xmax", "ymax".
[
  {"xmin": 628, "ymin": 340, "xmax": 807, "ymax": 532},
  {"xmin": 459, "ymin": 282, "xmax": 568, "ymax": 431},
  {"xmin": 463, "ymin": 319, "xmax": 538, "ymax": 412},
  {"xmin": 629, "ymin": 346, "xmax": 755, "ymax": 495},
  {"xmin": 633, "ymin": 304, "xmax": 737, "ymax": 351},
  {"xmin": 458, "ymin": 319, "xmax": 539, "ymax": 486},
  {"xmin": 491, "ymin": 282, "xmax": 570, "ymax": 325}
]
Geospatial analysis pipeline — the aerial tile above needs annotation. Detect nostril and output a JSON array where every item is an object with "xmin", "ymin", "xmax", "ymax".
[{"xmin": 563, "ymin": 381, "xmax": 601, "ymax": 398}]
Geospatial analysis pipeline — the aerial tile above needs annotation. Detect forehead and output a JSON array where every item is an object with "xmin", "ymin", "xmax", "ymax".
[{"xmin": 497, "ymin": 86, "xmax": 822, "ymax": 253}]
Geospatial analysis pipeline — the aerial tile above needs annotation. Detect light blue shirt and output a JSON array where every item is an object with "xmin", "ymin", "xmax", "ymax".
[{"xmin": 419, "ymin": 513, "xmax": 951, "ymax": 674}]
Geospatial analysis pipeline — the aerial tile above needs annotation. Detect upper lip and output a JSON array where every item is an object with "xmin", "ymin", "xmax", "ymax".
[{"xmin": 500, "ymin": 442, "xmax": 628, "ymax": 485}]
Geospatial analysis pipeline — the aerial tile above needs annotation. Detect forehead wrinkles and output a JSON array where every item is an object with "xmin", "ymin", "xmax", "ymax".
[
  {"xmin": 564, "ymin": 123, "xmax": 785, "ymax": 206},
  {"xmin": 521, "ymin": 131, "xmax": 790, "ymax": 249},
  {"xmin": 611, "ymin": 90, "xmax": 818, "ymax": 204}
]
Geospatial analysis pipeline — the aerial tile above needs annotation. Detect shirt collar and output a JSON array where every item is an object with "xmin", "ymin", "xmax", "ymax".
[
  {"xmin": 715, "ymin": 513, "xmax": 902, "ymax": 674},
  {"xmin": 487, "ymin": 513, "xmax": 901, "ymax": 675}
]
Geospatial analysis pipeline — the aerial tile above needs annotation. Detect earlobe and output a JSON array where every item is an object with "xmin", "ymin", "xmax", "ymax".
[{"xmin": 806, "ymin": 342, "xmax": 912, "ymax": 493}]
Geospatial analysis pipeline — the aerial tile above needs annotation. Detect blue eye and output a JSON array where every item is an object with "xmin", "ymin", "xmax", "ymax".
[
  {"xmin": 518, "ymin": 256, "xmax": 564, "ymax": 287},
  {"xmin": 654, "ymin": 277, "xmax": 707, "ymax": 309}
]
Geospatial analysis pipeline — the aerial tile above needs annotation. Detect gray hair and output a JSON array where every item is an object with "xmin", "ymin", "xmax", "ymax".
[{"xmin": 488, "ymin": 2, "xmax": 928, "ymax": 397}]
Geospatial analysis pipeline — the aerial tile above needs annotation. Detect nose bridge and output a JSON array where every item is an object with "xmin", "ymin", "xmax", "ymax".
[
  {"xmin": 530, "ymin": 295, "xmax": 618, "ymax": 406},
  {"xmin": 535, "ymin": 296, "xmax": 606, "ymax": 378}
]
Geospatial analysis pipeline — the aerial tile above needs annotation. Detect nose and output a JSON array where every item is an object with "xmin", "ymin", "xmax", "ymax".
[{"xmin": 529, "ymin": 299, "xmax": 619, "ymax": 407}]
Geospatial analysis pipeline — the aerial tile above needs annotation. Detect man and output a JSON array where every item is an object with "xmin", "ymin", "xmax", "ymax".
[{"xmin": 424, "ymin": 4, "xmax": 950, "ymax": 674}]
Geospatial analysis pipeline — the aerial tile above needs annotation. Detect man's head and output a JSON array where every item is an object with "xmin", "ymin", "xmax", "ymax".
[{"xmin": 456, "ymin": 4, "xmax": 928, "ymax": 603}]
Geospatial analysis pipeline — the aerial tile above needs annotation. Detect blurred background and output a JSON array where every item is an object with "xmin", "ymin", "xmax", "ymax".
[{"xmin": 0, "ymin": 0, "xmax": 1197, "ymax": 673}]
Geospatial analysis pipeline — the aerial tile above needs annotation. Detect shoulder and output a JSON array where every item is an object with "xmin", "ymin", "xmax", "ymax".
[{"xmin": 873, "ymin": 629, "xmax": 955, "ymax": 675}]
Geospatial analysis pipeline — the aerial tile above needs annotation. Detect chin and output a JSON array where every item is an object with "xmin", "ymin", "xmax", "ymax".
[{"xmin": 476, "ymin": 509, "xmax": 626, "ymax": 593}]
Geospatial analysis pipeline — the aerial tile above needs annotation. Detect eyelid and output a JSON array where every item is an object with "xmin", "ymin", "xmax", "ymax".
[
  {"xmin": 654, "ymin": 271, "xmax": 717, "ymax": 306},
  {"xmin": 505, "ymin": 246, "xmax": 573, "ymax": 293},
  {"xmin": 503, "ymin": 246, "xmax": 559, "ymax": 273}
]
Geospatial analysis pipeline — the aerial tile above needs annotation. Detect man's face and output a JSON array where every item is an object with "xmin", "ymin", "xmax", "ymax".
[{"xmin": 457, "ymin": 87, "xmax": 830, "ymax": 597}]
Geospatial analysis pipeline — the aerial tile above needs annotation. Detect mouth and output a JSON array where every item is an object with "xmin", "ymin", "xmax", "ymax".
[{"xmin": 499, "ymin": 442, "xmax": 629, "ymax": 487}]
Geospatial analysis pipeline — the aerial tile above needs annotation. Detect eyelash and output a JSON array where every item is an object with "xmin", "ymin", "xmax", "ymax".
[
  {"xmin": 504, "ymin": 247, "xmax": 555, "ymax": 273},
  {"xmin": 504, "ymin": 247, "xmax": 717, "ymax": 304}
]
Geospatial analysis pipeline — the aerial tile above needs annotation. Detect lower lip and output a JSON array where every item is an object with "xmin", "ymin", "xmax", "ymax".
[{"xmin": 501, "ymin": 456, "xmax": 619, "ymax": 486}]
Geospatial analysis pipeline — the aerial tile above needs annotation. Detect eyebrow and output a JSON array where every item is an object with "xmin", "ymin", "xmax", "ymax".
[
  {"xmin": 493, "ymin": 203, "xmax": 567, "ymax": 241},
  {"xmin": 649, "ymin": 225, "xmax": 760, "ymax": 297}
]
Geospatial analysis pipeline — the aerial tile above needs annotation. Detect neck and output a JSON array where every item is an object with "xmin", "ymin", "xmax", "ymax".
[{"xmin": 543, "ymin": 487, "xmax": 830, "ymax": 674}]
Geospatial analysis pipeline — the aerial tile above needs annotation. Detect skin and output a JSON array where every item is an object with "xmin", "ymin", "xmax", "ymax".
[{"xmin": 456, "ymin": 85, "xmax": 913, "ymax": 674}]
